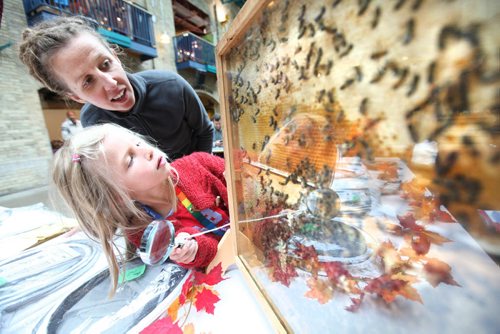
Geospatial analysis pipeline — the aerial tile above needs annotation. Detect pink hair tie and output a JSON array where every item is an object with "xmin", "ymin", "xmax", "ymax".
[{"xmin": 72, "ymin": 153, "xmax": 81, "ymax": 163}]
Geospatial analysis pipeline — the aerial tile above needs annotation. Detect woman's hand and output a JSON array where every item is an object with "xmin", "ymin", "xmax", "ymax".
[{"xmin": 170, "ymin": 232, "xmax": 198, "ymax": 264}]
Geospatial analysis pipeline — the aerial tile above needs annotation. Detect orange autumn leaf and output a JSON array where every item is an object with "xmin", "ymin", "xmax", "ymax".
[
  {"xmin": 167, "ymin": 298, "xmax": 180, "ymax": 323},
  {"xmin": 194, "ymin": 287, "xmax": 221, "ymax": 314},
  {"xmin": 366, "ymin": 161, "xmax": 399, "ymax": 181},
  {"xmin": 401, "ymin": 178, "xmax": 428, "ymax": 202},
  {"xmin": 182, "ymin": 323, "xmax": 195, "ymax": 334},
  {"xmin": 424, "ymin": 258, "xmax": 460, "ymax": 288},
  {"xmin": 391, "ymin": 273, "xmax": 423, "ymax": 303},
  {"xmin": 415, "ymin": 197, "xmax": 456, "ymax": 223},
  {"xmin": 376, "ymin": 241, "xmax": 409, "ymax": 274},
  {"xmin": 304, "ymin": 277, "xmax": 334, "ymax": 304}
]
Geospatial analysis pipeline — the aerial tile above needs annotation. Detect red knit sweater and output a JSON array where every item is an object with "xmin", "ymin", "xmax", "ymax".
[{"xmin": 127, "ymin": 152, "xmax": 229, "ymax": 268}]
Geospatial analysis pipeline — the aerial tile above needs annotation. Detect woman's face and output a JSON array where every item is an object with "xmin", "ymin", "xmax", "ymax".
[{"xmin": 50, "ymin": 32, "xmax": 135, "ymax": 112}]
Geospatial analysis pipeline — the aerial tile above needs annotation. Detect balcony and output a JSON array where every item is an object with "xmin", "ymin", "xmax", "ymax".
[
  {"xmin": 22, "ymin": 0, "xmax": 157, "ymax": 60},
  {"xmin": 173, "ymin": 32, "xmax": 216, "ymax": 74}
]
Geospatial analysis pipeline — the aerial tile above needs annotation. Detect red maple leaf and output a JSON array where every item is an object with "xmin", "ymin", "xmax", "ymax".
[
  {"xmin": 398, "ymin": 213, "xmax": 451, "ymax": 250},
  {"xmin": 140, "ymin": 316, "xmax": 183, "ymax": 334},
  {"xmin": 179, "ymin": 273, "xmax": 194, "ymax": 305},
  {"xmin": 365, "ymin": 274, "xmax": 422, "ymax": 304},
  {"xmin": 429, "ymin": 205, "xmax": 456, "ymax": 223},
  {"xmin": 345, "ymin": 294, "xmax": 364, "ymax": 312},
  {"xmin": 266, "ymin": 250, "xmax": 297, "ymax": 286},
  {"xmin": 322, "ymin": 261, "xmax": 350, "ymax": 283},
  {"xmin": 424, "ymin": 258, "xmax": 460, "ymax": 287},
  {"xmin": 397, "ymin": 213, "xmax": 424, "ymax": 232},
  {"xmin": 294, "ymin": 242, "xmax": 321, "ymax": 277},
  {"xmin": 194, "ymin": 287, "xmax": 221, "ymax": 314},
  {"xmin": 193, "ymin": 263, "xmax": 226, "ymax": 286},
  {"xmin": 408, "ymin": 233, "xmax": 431, "ymax": 255}
]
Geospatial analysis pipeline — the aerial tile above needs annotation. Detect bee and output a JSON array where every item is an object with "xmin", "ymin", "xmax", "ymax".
[
  {"xmin": 306, "ymin": 42, "xmax": 316, "ymax": 69},
  {"xmin": 294, "ymin": 46, "xmax": 302, "ymax": 55},
  {"xmin": 435, "ymin": 151, "xmax": 458, "ymax": 176},
  {"xmin": 358, "ymin": 0, "xmax": 371, "ymax": 16},
  {"xmin": 339, "ymin": 44, "xmax": 353, "ymax": 58},
  {"xmin": 407, "ymin": 122, "xmax": 419, "ymax": 142},
  {"xmin": 327, "ymin": 89, "xmax": 335, "ymax": 103},
  {"xmin": 340, "ymin": 78, "xmax": 355, "ymax": 90},
  {"xmin": 407, "ymin": 74, "xmax": 420, "ymax": 97},
  {"xmin": 308, "ymin": 23, "xmax": 316, "ymax": 37},
  {"xmin": 370, "ymin": 64, "xmax": 388, "ymax": 83},
  {"xmin": 355, "ymin": 66, "xmax": 363, "ymax": 81},
  {"xmin": 262, "ymin": 135, "xmax": 270, "ymax": 151},
  {"xmin": 325, "ymin": 60, "xmax": 334, "ymax": 76},
  {"xmin": 272, "ymin": 106, "xmax": 279, "ymax": 116},
  {"xmin": 315, "ymin": 6, "xmax": 326, "ymax": 23},
  {"xmin": 392, "ymin": 67, "xmax": 409, "ymax": 89},
  {"xmin": 370, "ymin": 50, "xmax": 387, "ymax": 60},
  {"xmin": 313, "ymin": 47, "xmax": 324, "ymax": 76},
  {"xmin": 298, "ymin": 24, "xmax": 307, "ymax": 40},
  {"xmin": 394, "ymin": 0, "xmax": 406, "ymax": 11},
  {"xmin": 427, "ymin": 61, "xmax": 436, "ymax": 84},
  {"xmin": 299, "ymin": 66, "xmax": 309, "ymax": 81},
  {"xmin": 298, "ymin": 3, "xmax": 306, "ymax": 20},
  {"xmin": 269, "ymin": 115, "xmax": 276, "ymax": 127},
  {"xmin": 275, "ymin": 88, "xmax": 281, "ymax": 99},
  {"xmin": 371, "ymin": 6, "xmax": 381, "ymax": 29},
  {"xmin": 412, "ymin": 0, "xmax": 423, "ymax": 11},
  {"xmin": 298, "ymin": 133, "xmax": 307, "ymax": 147},
  {"xmin": 317, "ymin": 89, "xmax": 326, "ymax": 103},
  {"xmin": 332, "ymin": 0, "xmax": 342, "ymax": 8},
  {"xmin": 359, "ymin": 97, "xmax": 369, "ymax": 115},
  {"xmin": 403, "ymin": 18, "xmax": 415, "ymax": 45}
]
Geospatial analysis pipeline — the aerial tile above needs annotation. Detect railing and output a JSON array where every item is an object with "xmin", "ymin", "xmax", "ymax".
[
  {"xmin": 173, "ymin": 32, "xmax": 215, "ymax": 68},
  {"xmin": 23, "ymin": 0, "xmax": 155, "ymax": 47}
]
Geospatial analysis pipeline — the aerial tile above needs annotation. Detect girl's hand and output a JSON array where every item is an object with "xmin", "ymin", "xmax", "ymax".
[{"xmin": 170, "ymin": 232, "xmax": 198, "ymax": 264}]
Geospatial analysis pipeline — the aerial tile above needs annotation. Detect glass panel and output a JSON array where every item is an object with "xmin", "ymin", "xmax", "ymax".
[{"xmin": 222, "ymin": 0, "xmax": 500, "ymax": 332}]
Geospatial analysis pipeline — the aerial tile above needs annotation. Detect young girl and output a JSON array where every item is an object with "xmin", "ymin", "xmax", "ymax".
[
  {"xmin": 53, "ymin": 123, "xmax": 229, "ymax": 296},
  {"xmin": 19, "ymin": 16, "xmax": 213, "ymax": 160}
]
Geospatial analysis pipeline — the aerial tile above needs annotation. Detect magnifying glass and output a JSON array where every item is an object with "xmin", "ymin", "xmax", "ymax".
[
  {"xmin": 138, "ymin": 219, "xmax": 231, "ymax": 266},
  {"xmin": 138, "ymin": 219, "xmax": 176, "ymax": 265}
]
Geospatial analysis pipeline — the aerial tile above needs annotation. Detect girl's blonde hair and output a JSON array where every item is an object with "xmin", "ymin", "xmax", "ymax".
[
  {"xmin": 18, "ymin": 16, "xmax": 111, "ymax": 95},
  {"xmin": 53, "ymin": 123, "xmax": 178, "ymax": 296}
]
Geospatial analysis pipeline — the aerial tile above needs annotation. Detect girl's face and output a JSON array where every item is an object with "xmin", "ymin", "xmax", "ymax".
[
  {"xmin": 51, "ymin": 32, "xmax": 135, "ymax": 112},
  {"xmin": 103, "ymin": 130, "xmax": 170, "ymax": 201}
]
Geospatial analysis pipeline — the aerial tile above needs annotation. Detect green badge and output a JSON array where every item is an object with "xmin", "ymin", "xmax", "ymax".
[
  {"xmin": 0, "ymin": 277, "xmax": 7, "ymax": 287},
  {"xmin": 118, "ymin": 264, "xmax": 146, "ymax": 284}
]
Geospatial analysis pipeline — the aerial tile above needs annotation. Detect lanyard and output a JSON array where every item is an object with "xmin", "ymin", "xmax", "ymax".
[
  {"xmin": 140, "ymin": 205, "xmax": 173, "ymax": 221},
  {"xmin": 175, "ymin": 187, "xmax": 226, "ymax": 237}
]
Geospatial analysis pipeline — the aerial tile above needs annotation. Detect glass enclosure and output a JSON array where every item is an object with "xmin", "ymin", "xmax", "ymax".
[{"xmin": 218, "ymin": 0, "xmax": 499, "ymax": 332}]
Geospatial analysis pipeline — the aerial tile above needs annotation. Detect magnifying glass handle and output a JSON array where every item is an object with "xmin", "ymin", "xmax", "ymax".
[{"xmin": 174, "ymin": 235, "xmax": 193, "ymax": 249}]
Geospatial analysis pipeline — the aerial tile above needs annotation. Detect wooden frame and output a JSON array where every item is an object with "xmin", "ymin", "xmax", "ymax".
[
  {"xmin": 215, "ymin": 0, "xmax": 500, "ymax": 332},
  {"xmin": 216, "ymin": 1, "xmax": 288, "ymax": 332}
]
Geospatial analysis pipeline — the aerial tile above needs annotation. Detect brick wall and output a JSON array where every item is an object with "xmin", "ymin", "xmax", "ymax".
[{"xmin": 0, "ymin": 0, "xmax": 53, "ymax": 195}]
